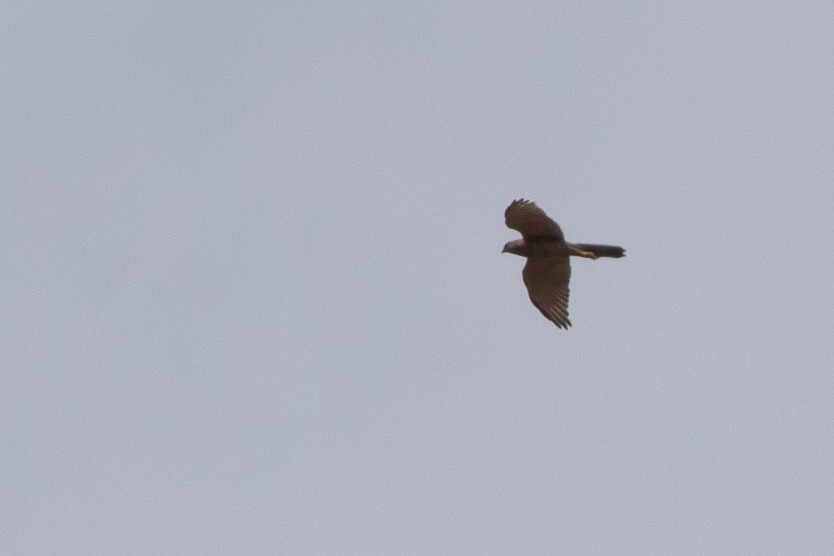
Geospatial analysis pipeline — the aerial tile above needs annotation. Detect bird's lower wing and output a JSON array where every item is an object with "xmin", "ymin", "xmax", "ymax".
[{"xmin": 522, "ymin": 255, "xmax": 572, "ymax": 329}]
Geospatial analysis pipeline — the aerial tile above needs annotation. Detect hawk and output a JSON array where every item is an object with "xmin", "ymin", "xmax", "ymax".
[{"xmin": 502, "ymin": 199, "xmax": 625, "ymax": 329}]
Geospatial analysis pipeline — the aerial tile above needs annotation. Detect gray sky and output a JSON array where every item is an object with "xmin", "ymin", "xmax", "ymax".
[{"xmin": 4, "ymin": 2, "xmax": 834, "ymax": 554}]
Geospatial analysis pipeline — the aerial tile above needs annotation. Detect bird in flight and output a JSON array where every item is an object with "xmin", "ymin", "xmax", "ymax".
[{"xmin": 502, "ymin": 199, "xmax": 625, "ymax": 329}]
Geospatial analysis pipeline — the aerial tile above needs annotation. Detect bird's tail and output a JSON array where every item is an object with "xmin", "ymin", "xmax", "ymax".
[{"xmin": 574, "ymin": 244, "xmax": 626, "ymax": 258}]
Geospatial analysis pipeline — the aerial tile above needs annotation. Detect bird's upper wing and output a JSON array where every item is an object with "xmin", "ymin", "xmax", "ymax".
[
  {"xmin": 522, "ymin": 254, "xmax": 572, "ymax": 329},
  {"xmin": 505, "ymin": 199, "xmax": 564, "ymax": 241}
]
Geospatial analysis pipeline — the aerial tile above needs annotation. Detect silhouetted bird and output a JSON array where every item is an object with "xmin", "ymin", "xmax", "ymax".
[{"xmin": 503, "ymin": 199, "xmax": 625, "ymax": 329}]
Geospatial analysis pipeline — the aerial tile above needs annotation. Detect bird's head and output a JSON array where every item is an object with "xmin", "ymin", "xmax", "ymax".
[{"xmin": 502, "ymin": 238, "xmax": 527, "ymax": 257}]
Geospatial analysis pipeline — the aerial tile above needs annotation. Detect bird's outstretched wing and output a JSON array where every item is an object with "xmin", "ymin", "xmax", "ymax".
[
  {"xmin": 522, "ymin": 254, "xmax": 572, "ymax": 329},
  {"xmin": 505, "ymin": 199, "xmax": 564, "ymax": 241}
]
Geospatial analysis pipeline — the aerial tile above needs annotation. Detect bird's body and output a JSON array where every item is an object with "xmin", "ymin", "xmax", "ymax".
[{"xmin": 502, "ymin": 199, "xmax": 624, "ymax": 329}]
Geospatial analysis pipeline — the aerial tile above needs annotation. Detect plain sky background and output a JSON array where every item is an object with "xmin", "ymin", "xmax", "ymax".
[{"xmin": 4, "ymin": 2, "xmax": 834, "ymax": 554}]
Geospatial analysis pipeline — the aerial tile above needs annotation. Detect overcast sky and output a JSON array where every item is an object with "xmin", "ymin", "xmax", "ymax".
[{"xmin": 4, "ymin": 2, "xmax": 834, "ymax": 554}]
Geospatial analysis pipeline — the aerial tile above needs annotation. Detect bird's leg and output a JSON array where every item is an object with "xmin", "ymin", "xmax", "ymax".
[{"xmin": 569, "ymin": 245, "xmax": 598, "ymax": 260}]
